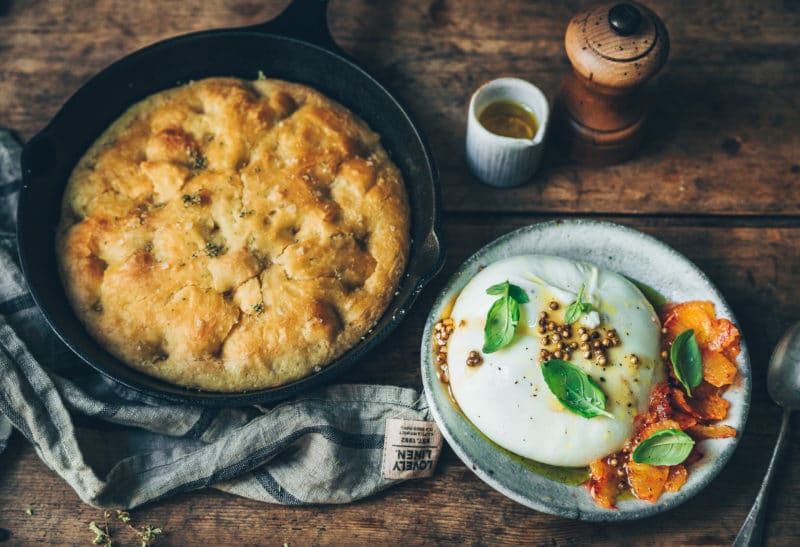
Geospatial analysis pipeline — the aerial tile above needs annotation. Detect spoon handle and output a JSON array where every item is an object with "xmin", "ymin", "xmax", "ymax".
[{"xmin": 733, "ymin": 409, "xmax": 791, "ymax": 547}]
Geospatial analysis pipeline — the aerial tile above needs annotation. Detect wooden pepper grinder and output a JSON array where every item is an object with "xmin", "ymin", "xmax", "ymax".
[{"xmin": 554, "ymin": 2, "xmax": 669, "ymax": 166}]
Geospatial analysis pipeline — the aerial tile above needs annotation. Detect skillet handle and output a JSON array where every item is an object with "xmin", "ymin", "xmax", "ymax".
[{"xmin": 249, "ymin": 0, "xmax": 345, "ymax": 56}]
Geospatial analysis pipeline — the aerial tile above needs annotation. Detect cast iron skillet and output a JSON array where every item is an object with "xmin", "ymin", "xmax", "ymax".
[{"xmin": 17, "ymin": 0, "xmax": 444, "ymax": 406}]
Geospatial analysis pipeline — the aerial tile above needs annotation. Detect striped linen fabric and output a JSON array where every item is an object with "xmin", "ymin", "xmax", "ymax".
[{"xmin": 0, "ymin": 130, "xmax": 431, "ymax": 509}]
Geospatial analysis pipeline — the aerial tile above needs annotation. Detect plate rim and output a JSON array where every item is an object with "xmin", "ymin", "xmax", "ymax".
[{"xmin": 420, "ymin": 219, "xmax": 751, "ymax": 521}]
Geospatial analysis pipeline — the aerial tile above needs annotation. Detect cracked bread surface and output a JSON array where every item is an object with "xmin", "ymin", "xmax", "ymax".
[{"xmin": 56, "ymin": 77, "xmax": 410, "ymax": 392}]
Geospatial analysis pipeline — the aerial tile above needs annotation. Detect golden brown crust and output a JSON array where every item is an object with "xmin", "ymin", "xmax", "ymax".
[{"xmin": 56, "ymin": 77, "xmax": 410, "ymax": 391}]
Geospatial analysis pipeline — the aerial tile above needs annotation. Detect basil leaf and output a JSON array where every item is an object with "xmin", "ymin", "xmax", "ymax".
[
  {"xmin": 507, "ymin": 284, "xmax": 530, "ymax": 304},
  {"xmin": 486, "ymin": 281, "xmax": 530, "ymax": 303},
  {"xmin": 540, "ymin": 359, "xmax": 614, "ymax": 419},
  {"xmin": 670, "ymin": 329, "xmax": 703, "ymax": 396},
  {"xmin": 486, "ymin": 282, "xmax": 509, "ymax": 296},
  {"xmin": 482, "ymin": 281, "xmax": 528, "ymax": 353},
  {"xmin": 632, "ymin": 429, "xmax": 695, "ymax": 466},
  {"xmin": 564, "ymin": 303, "xmax": 581, "ymax": 324},
  {"xmin": 564, "ymin": 284, "xmax": 592, "ymax": 324},
  {"xmin": 483, "ymin": 296, "xmax": 519, "ymax": 353}
]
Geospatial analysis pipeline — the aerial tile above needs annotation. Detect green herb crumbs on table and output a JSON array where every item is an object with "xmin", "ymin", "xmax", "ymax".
[
  {"xmin": 89, "ymin": 520, "xmax": 112, "ymax": 546},
  {"xmin": 139, "ymin": 525, "xmax": 162, "ymax": 546},
  {"xmin": 258, "ymin": 70, "xmax": 267, "ymax": 80},
  {"xmin": 89, "ymin": 510, "xmax": 163, "ymax": 547}
]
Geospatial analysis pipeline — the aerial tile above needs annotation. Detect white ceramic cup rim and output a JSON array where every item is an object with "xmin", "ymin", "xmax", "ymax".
[{"xmin": 468, "ymin": 77, "xmax": 550, "ymax": 148}]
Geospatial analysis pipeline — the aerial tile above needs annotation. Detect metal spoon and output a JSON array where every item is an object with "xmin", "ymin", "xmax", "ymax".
[{"xmin": 733, "ymin": 322, "xmax": 800, "ymax": 546}]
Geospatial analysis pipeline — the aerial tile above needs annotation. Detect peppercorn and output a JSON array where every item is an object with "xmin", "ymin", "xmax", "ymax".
[{"xmin": 466, "ymin": 350, "xmax": 484, "ymax": 367}]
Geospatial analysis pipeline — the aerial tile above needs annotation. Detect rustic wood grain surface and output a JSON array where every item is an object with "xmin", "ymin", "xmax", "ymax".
[{"xmin": 0, "ymin": 0, "xmax": 798, "ymax": 545}]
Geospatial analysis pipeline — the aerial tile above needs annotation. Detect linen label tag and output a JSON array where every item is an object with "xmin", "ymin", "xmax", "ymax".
[{"xmin": 381, "ymin": 418, "xmax": 443, "ymax": 480}]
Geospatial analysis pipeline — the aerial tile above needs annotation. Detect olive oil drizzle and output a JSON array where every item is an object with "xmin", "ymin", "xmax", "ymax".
[
  {"xmin": 443, "ymin": 369, "xmax": 589, "ymax": 485},
  {"xmin": 433, "ymin": 304, "xmax": 589, "ymax": 487}
]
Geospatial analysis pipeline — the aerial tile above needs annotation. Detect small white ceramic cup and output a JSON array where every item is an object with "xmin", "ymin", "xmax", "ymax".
[{"xmin": 465, "ymin": 77, "xmax": 550, "ymax": 187}]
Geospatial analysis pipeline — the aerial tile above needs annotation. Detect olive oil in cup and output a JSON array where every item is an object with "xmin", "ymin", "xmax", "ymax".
[
  {"xmin": 478, "ymin": 100, "xmax": 539, "ymax": 140},
  {"xmin": 466, "ymin": 78, "xmax": 549, "ymax": 187}
]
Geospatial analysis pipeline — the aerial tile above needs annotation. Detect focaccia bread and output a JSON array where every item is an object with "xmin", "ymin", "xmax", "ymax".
[{"xmin": 56, "ymin": 77, "xmax": 410, "ymax": 391}]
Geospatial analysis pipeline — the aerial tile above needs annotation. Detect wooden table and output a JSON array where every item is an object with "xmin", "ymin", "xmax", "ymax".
[{"xmin": 0, "ymin": 0, "xmax": 798, "ymax": 544}]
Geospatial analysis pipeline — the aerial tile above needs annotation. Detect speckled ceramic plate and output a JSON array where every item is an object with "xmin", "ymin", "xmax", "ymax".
[{"xmin": 421, "ymin": 220, "xmax": 751, "ymax": 521}]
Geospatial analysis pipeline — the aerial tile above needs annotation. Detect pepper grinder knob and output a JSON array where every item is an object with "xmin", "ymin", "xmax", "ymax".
[
  {"xmin": 608, "ymin": 4, "xmax": 642, "ymax": 36},
  {"xmin": 554, "ymin": 1, "xmax": 669, "ymax": 166}
]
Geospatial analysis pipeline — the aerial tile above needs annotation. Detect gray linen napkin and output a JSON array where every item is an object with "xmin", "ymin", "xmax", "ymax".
[{"xmin": 0, "ymin": 130, "xmax": 431, "ymax": 508}]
